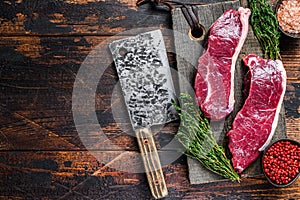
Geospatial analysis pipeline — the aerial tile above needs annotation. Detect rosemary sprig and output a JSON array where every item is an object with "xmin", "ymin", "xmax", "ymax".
[
  {"xmin": 248, "ymin": 0, "xmax": 281, "ymax": 60},
  {"xmin": 174, "ymin": 93, "xmax": 240, "ymax": 181}
]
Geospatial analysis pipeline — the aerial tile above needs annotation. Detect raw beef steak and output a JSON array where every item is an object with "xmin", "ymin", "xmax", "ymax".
[
  {"xmin": 228, "ymin": 54, "xmax": 286, "ymax": 173},
  {"xmin": 194, "ymin": 7, "xmax": 251, "ymax": 120}
]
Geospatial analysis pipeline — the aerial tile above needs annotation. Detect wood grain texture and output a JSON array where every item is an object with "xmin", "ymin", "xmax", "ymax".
[
  {"xmin": 136, "ymin": 128, "xmax": 168, "ymax": 199},
  {"xmin": 0, "ymin": 0, "xmax": 170, "ymax": 36},
  {"xmin": 1, "ymin": 151, "xmax": 300, "ymax": 199},
  {"xmin": 0, "ymin": 0, "xmax": 300, "ymax": 199},
  {"xmin": 172, "ymin": 0, "xmax": 242, "ymax": 184},
  {"xmin": 0, "ymin": 36, "xmax": 179, "ymax": 151},
  {"xmin": 172, "ymin": 0, "xmax": 287, "ymax": 184}
]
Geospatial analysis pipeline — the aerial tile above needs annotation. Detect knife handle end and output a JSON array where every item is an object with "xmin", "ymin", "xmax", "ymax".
[{"xmin": 135, "ymin": 128, "xmax": 168, "ymax": 199}]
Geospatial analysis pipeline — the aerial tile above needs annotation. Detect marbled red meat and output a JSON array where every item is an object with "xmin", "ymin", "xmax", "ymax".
[
  {"xmin": 194, "ymin": 7, "xmax": 251, "ymax": 120},
  {"xmin": 228, "ymin": 54, "xmax": 286, "ymax": 173}
]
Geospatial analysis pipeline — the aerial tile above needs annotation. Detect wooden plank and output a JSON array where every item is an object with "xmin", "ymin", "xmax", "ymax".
[
  {"xmin": 0, "ymin": 105, "xmax": 180, "ymax": 151},
  {"xmin": 0, "ymin": 151, "xmax": 299, "ymax": 199},
  {"xmin": 0, "ymin": 0, "xmax": 170, "ymax": 36},
  {"xmin": 172, "ymin": 0, "xmax": 287, "ymax": 184},
  {"xmin": 0, "ymin": 150, "xmax": 146, "ymax": 199}
]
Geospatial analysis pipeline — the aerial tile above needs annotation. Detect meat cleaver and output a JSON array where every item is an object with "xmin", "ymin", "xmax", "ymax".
[{"xmin": 109, "ymin": 30, "xmax": 177, "ymax": 199}]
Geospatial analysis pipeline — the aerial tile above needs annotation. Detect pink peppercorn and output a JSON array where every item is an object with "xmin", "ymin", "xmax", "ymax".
[{"xmin": 263, "ymin": 140, "xmax": 300, "ymax": 186}]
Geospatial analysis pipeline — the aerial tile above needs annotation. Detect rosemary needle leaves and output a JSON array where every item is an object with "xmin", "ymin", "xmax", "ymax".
[
  {"xmin": 174, "ymin": 93, "xmax": 240, "ymax": 181},
  {"xmin": 248, "ymin": 0, "xmax": 281, "ymax": 60}
]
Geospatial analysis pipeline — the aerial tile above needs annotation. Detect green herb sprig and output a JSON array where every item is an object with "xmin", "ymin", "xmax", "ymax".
[
  {"xmin": 174, "ymin": 93, "xmax": 240, "ymax": 181},
  {"xmin": 248, "ymin": 0, "xmax": 281, "ymax": 60}
]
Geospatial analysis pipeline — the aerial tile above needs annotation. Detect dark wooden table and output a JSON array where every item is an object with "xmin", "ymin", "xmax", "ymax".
[{"xmin": 0, "ymin": 0, "xmax": 299, "ymax": 199}]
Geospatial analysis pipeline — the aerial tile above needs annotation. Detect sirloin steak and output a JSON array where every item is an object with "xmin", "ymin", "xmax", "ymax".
[
  {"xmin": 194, "ymin": 7, "xmax": 251, "ymax": 120},
  {"xmin": 228, "ymin": 54, "xmax": 286, "ymax": 173}
]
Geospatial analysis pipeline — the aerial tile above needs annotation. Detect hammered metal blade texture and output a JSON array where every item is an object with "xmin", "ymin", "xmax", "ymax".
[{"xmin": 109, "ymin": 30, "xmax": 178, "ymax": 129}]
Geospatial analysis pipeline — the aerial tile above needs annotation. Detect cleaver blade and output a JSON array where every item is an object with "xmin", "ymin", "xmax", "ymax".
[{"xmin": 109, "ymin": 30, "xmax": 177, "ymax": 199}]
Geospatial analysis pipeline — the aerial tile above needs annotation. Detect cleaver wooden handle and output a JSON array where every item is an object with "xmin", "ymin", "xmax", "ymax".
[{"xmin": 135, "ymin": 128, "xmax": 168, "ymax": 199}]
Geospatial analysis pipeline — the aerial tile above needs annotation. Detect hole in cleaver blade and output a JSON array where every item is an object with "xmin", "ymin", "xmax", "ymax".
[{"xmin": 109, "ymin": 30, "xmax": 179, "ymax": 130}]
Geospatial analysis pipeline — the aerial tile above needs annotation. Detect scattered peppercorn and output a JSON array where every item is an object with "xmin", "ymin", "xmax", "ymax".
[{"xmin": 263, "ymin": 140, "xmax": 300, "ymax": 185}]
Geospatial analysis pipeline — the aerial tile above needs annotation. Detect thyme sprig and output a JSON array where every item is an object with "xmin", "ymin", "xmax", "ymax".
[
  {"xmin": 174, "ymin": 93, "xmax": 240, "ymax": 181},
  {"xmin": 249, "ymin": 0, "xmax": 281, "ymax": 60}
]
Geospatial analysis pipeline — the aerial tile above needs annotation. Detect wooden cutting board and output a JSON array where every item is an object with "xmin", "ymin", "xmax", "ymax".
[{"xmin": 172, "ymin": 0, "xmax": 287, "ymax": 184}]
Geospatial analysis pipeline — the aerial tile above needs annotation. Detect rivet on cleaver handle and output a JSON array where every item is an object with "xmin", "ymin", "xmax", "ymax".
[{"xmin": 109, "ymin": 30, "xmax": 178, "ymax": 199}]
